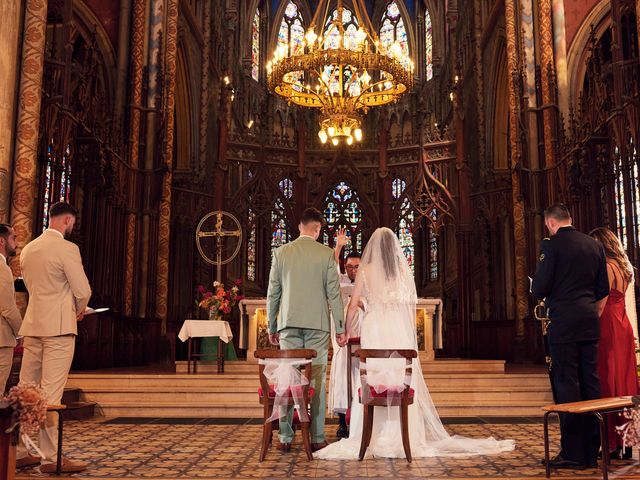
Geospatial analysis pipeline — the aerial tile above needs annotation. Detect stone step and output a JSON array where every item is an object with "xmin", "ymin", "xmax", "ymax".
[
  {"xmin": 67, "ymin": 373, "xmax": 550, "ymax": 390},
  {"xmin": 90, "ymin": 400, "xmax": 548, "ymax": 418},
  {"xmin": 61, "ymin": 401, "xmax": 97, "ymax": 421},
  {"xmin": 61, "ymin": 387, "xmax": 81, "ymax": 404},
  {"xmin": 79, "ymin": 389, "xmax": 552, "ymax": 404},
  {"xmin": 175, "ymin": 359, "xmax": 507, "ymax": 374}
]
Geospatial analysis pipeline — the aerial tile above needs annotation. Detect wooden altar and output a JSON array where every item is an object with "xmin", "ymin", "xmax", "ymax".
[{"xmin": 238, "ymin": 297, "xmax": 443, "ymax": 362}]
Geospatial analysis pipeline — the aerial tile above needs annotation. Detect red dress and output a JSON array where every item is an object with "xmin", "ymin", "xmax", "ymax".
[{"xmin": 597, "ymin": 285, "xmax": 639, "ymax": 449}]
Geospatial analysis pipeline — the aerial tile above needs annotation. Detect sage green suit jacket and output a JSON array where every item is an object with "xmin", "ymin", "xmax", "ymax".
[{"xmin": 267, "ymin": 236, "xmax": 345, "ymax": 335}]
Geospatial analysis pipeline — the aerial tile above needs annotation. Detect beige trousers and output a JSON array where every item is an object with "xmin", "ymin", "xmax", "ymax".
[
  {"xmin": 0, "ymin": 346, "xmax": 13, "ymax": 393},
  {"xmin": 16, "ymin": 335, "xmax": 75, "ymax": 464}
]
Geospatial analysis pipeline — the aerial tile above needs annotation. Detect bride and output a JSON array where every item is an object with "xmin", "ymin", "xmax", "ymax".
[{"xmin": 315, "ymin": 227, "xmax": 515, "ymax": 459}]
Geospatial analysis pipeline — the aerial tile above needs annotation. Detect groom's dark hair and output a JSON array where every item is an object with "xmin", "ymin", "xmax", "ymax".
[
  {"xmin": 346, "ymin": 252, "xmax": 361, "ymax": 260},
  {"xmin": 300, "ymin": 207, "xmax": 325, "ymax": 226}
]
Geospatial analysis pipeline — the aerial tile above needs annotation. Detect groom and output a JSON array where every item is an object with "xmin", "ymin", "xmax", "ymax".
[{"xmin": 267, "ymin": 207, "xmax": 347, "ymax": 452}]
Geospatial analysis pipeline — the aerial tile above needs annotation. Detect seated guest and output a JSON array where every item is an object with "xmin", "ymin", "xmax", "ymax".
[
  {"xmin": 0, "ymin": 224, "xmax": 22, "ymax": 393},
  {"xmin": 589, "ymin": 227, "xmax": 639, "ymax": 459}
]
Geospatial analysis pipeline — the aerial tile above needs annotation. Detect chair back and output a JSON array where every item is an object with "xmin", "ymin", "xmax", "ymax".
[
  {"xmin": 355, "ymin": 349, "xmax": 417, "ymax": 401},
  {"xmin": 254, "ymin": 349, "xmax": 317, "ymax": 399}
]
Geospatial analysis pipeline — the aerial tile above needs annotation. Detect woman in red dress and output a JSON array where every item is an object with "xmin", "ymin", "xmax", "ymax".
[{"xmin": 590, "ymin": 228, "xmax": 638, "ymax": 459}]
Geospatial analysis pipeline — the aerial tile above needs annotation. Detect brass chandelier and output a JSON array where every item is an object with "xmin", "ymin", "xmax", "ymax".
[{"xmin": 267, "ymin": 0, "xmax": 414, "ymax": 146}]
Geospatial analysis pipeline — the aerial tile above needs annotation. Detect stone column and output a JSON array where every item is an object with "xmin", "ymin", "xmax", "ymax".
[
  {"xmin": 539, "ymin": 0, "xmax": 559, "ymax": 201},
  {"xmin": 0, "ymin": 0, "xmax": 23, "ymax": 223},
  {"xmin": 155, "ymin": 0, "xmax": 179, "ymax": 328},
  {"xmin": 10, "ymin": 0, "xmax": 48, "ymax": 267},
  {"xmin": 124, "ymin": 0, "xmax": 147, "ymax": 316},
  {"xmin": 504, "ymin": 0, "xmax": 529, "ymax": 340}
]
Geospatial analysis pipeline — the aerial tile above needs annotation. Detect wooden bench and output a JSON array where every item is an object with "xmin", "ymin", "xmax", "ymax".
[
  {"xmin": 47, "ymin": 404, "xmax": 67, "ymax": 476},
  {"xmin": 1, "ymin": 401, "xmax": 15, "ymax": 480},
  {"xmin": 542, "ymin": 397, "xmax": 635, "ymax": 480}
]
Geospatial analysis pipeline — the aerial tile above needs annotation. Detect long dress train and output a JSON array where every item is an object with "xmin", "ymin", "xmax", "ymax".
[{"xmin": 315, "ymin": 227, "xmax": 515, "ymax": 460}]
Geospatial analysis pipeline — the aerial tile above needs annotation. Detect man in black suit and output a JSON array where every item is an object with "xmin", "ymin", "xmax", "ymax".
[{"xmin": 532, "ymin": 204, "xmax": 609, "ymax": 469}]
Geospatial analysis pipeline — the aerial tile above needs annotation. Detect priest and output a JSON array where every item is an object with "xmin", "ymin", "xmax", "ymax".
[{"xmin": 328, "ymin": 228, "xmax": 365, "ymax": 438}]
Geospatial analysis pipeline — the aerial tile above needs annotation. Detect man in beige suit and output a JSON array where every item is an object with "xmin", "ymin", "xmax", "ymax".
[
  {"xmin": 16, "ymin": 202, "xmax": 91, "ymax": 473},
  {"xmin": 0, "ymin": 224, "xmax": 22, "ymax": 392}
]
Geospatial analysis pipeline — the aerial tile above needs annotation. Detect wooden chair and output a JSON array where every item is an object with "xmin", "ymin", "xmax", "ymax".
[
  {"xmin": 355, "ymin": 348, "xmax": 417, "ymax": 462},
  {"xmin": 346, "ymin": 337, "xmax": 361, "ymax": 418},
  {"xmin": 542, "ymin": 397, "xmax": 635, "ymax": 480},
  {"xmin": 254, "ymin": 349, "xmax": 317, "ymax": 462}
]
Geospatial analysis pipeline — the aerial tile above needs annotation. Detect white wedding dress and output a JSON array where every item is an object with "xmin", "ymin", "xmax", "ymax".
[{"xmin": 315, "ymin": 228, "xmax": 516, "ymax": 460}]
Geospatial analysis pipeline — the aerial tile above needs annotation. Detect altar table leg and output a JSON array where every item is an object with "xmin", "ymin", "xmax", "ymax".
[
  {"xmin": 187, "ymin": 338, "xmax": 192, "ymax": 374},
  {"xmin": 217, "ymin": 337, "xmax": 224, "ymax": 374}
]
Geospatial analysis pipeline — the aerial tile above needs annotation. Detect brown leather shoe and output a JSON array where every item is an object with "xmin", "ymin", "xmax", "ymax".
[
  {"xmin": 311, "ymin": 441, "xmax": 329, "ymax": 452},
  {"xmin": 16, "ymin": 455, "xmax": 40, "ymax": 468},
  {"xmin": 40, "ymin": 458, "xmax": 87, "ymax": 473},
  {"xmin": 277, "ymin": 442, "xmax": 291, "ymax": 452}
]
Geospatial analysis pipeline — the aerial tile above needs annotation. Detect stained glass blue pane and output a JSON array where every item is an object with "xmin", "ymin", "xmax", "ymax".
[
  {"xmin": 346, "ymin": 202, "xmax": 360, "ymax": 223},
  {"xmin": 325, "ymin": 202, "xmax": 339, "ymax": 224},
  {"xmin": 332, "ymin": 181, "xmax": 353, "ymax": 201}
]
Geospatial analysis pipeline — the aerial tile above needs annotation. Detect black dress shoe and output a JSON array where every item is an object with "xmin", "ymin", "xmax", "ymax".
[
  {"xmin": 336, "ymin": 425, "xmax": 349, "ymax": 438},
  {"xmin": 543, "ymin": 454, "xmax": 587, "ymax": 470},
  {"xmin": 278, "ymin": 442, "xmax": 291, "ymax": 452}
]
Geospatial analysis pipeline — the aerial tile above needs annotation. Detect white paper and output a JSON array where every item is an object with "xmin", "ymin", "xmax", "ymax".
[{"xmin": 84, "ymin": 307, "xmax": 109, "ymax": 315}]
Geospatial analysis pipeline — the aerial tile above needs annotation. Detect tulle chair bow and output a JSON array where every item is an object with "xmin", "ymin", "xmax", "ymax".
[
  {"xmin": 255, "ymin": 349, "xmax": 317, "ymax": 461},
  {"xmin": 355, "ymin": 348, "xmax": 417, "ymax": 462}
]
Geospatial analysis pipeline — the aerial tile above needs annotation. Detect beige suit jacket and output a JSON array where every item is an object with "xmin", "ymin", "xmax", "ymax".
[
  {"xmin": 0, "ymin": 257, "xmax": 22, "ymax": 347},
  {"xmin": 19, "ymin": 230, "xmax": 92, "ymax": 337}
]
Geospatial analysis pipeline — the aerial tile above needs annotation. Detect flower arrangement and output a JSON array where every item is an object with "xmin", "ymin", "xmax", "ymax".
[
  {"xmin": 617, "ymin": 395, "xmax": 640, "ymax": 447},
  {"xmin": 196, "ymin": 279, "xmax": 244, "ymax": 319},
  {"xmin": 2, "ymin": 383, "xmax": 47, "ymax": 441}
]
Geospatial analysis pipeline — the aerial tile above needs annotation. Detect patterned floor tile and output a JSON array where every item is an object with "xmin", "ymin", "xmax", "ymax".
[{"xmin": 11, "ymin": 419, "xmax": 640, "ymax": 479}]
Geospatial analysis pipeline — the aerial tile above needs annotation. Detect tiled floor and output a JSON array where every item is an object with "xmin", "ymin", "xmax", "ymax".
[{"xmin": 14, "ymin": 418, "xmax": 640, "ymax": 479}]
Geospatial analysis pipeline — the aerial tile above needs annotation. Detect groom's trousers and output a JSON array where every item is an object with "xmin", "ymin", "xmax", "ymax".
[{"xmin": 278, "ymin": 327, "xmax": 330, "ymax": 444}]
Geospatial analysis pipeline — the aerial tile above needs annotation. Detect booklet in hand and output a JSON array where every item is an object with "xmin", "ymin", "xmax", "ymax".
[{"xmin": 84, "ymin": 307, "xmax": 109, "ymax": 315}]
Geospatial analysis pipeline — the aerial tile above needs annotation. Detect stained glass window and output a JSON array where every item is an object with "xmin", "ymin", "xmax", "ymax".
[
  {"xmin": 247, "ymin": 208, "xmax": 256, "ymax": 281},
  {"xmin": 425, "ymin": 8, "xmax": 433, "ymax": 81},
  {"xmin": 42, "ymin": 141, "xmax": 72, "ymax": 230},
  {"xmin": 392, "ymin": 178, "xmax": 415, "ymax": 272},
  {"xmin": 379, "ymin": 1, "xmax": 409, "ymax": 89},
  {"xmin": 322, "ymin": 8, "xmax": 360, "ymax": 96},
  {"xmin": 251, "ymin": 9, "xmax": 260, "ymax": 81},
  {"xmin": 279, "ymin": 178, "xmax": 293, "ymax": 199},
  {"xmin": 322, "ymin": 181, "xmax": 363, "ymax": 259},
  {"xmin": 429, "ymin": 209, "xmax": 439, "ymax": 281},
  {"xmin": 429, "ymin": 228, "xmax": 439, "ymax": 280},
  {"xmin": 278, "ymin": 1, "xmax": 304, "ymax": 88},
  {"xmin": 614, "ymin": 146, "xmax": 628, "ymax": 250},
  {"xmin": 271, "ymin": 178, "xmax": 294, "ymax": 251}
]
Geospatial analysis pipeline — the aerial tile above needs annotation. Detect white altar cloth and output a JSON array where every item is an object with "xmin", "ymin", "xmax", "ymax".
[{"xmin": 178, "ymin": 320, "xmax": 233, "ymax": 343}]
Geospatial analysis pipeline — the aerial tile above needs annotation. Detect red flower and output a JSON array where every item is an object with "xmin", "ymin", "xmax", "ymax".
[
  {"xmin": 197, "ymin": 285, "xmax": 206, "ymax": 294},
  {"xmin": 203, "ymin": 292, "xmax": 213, "ymax": 299},
  {"xmin": 234, "ymin": 278, "xmax": 243, "ymax": 286}
]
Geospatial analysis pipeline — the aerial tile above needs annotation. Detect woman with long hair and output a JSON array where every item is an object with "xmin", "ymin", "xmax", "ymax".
[{"xmin": 589, "ymin": 227, "xmax": 639, "ymax": 459}]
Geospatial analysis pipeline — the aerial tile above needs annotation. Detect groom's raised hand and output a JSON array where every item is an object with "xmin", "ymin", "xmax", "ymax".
[
  {"xmin": 336, "ymin": 332, "xmax": 347, "ymax": 347},
  {"xmin": 268, "ymin": 333, "xmax": 280, "ymax": 346}
]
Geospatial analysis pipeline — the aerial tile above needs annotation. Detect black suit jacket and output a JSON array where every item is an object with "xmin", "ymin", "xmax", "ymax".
[{"xmin": 532, "ymin": 226, "xmax": 609, "ymax": 344}]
